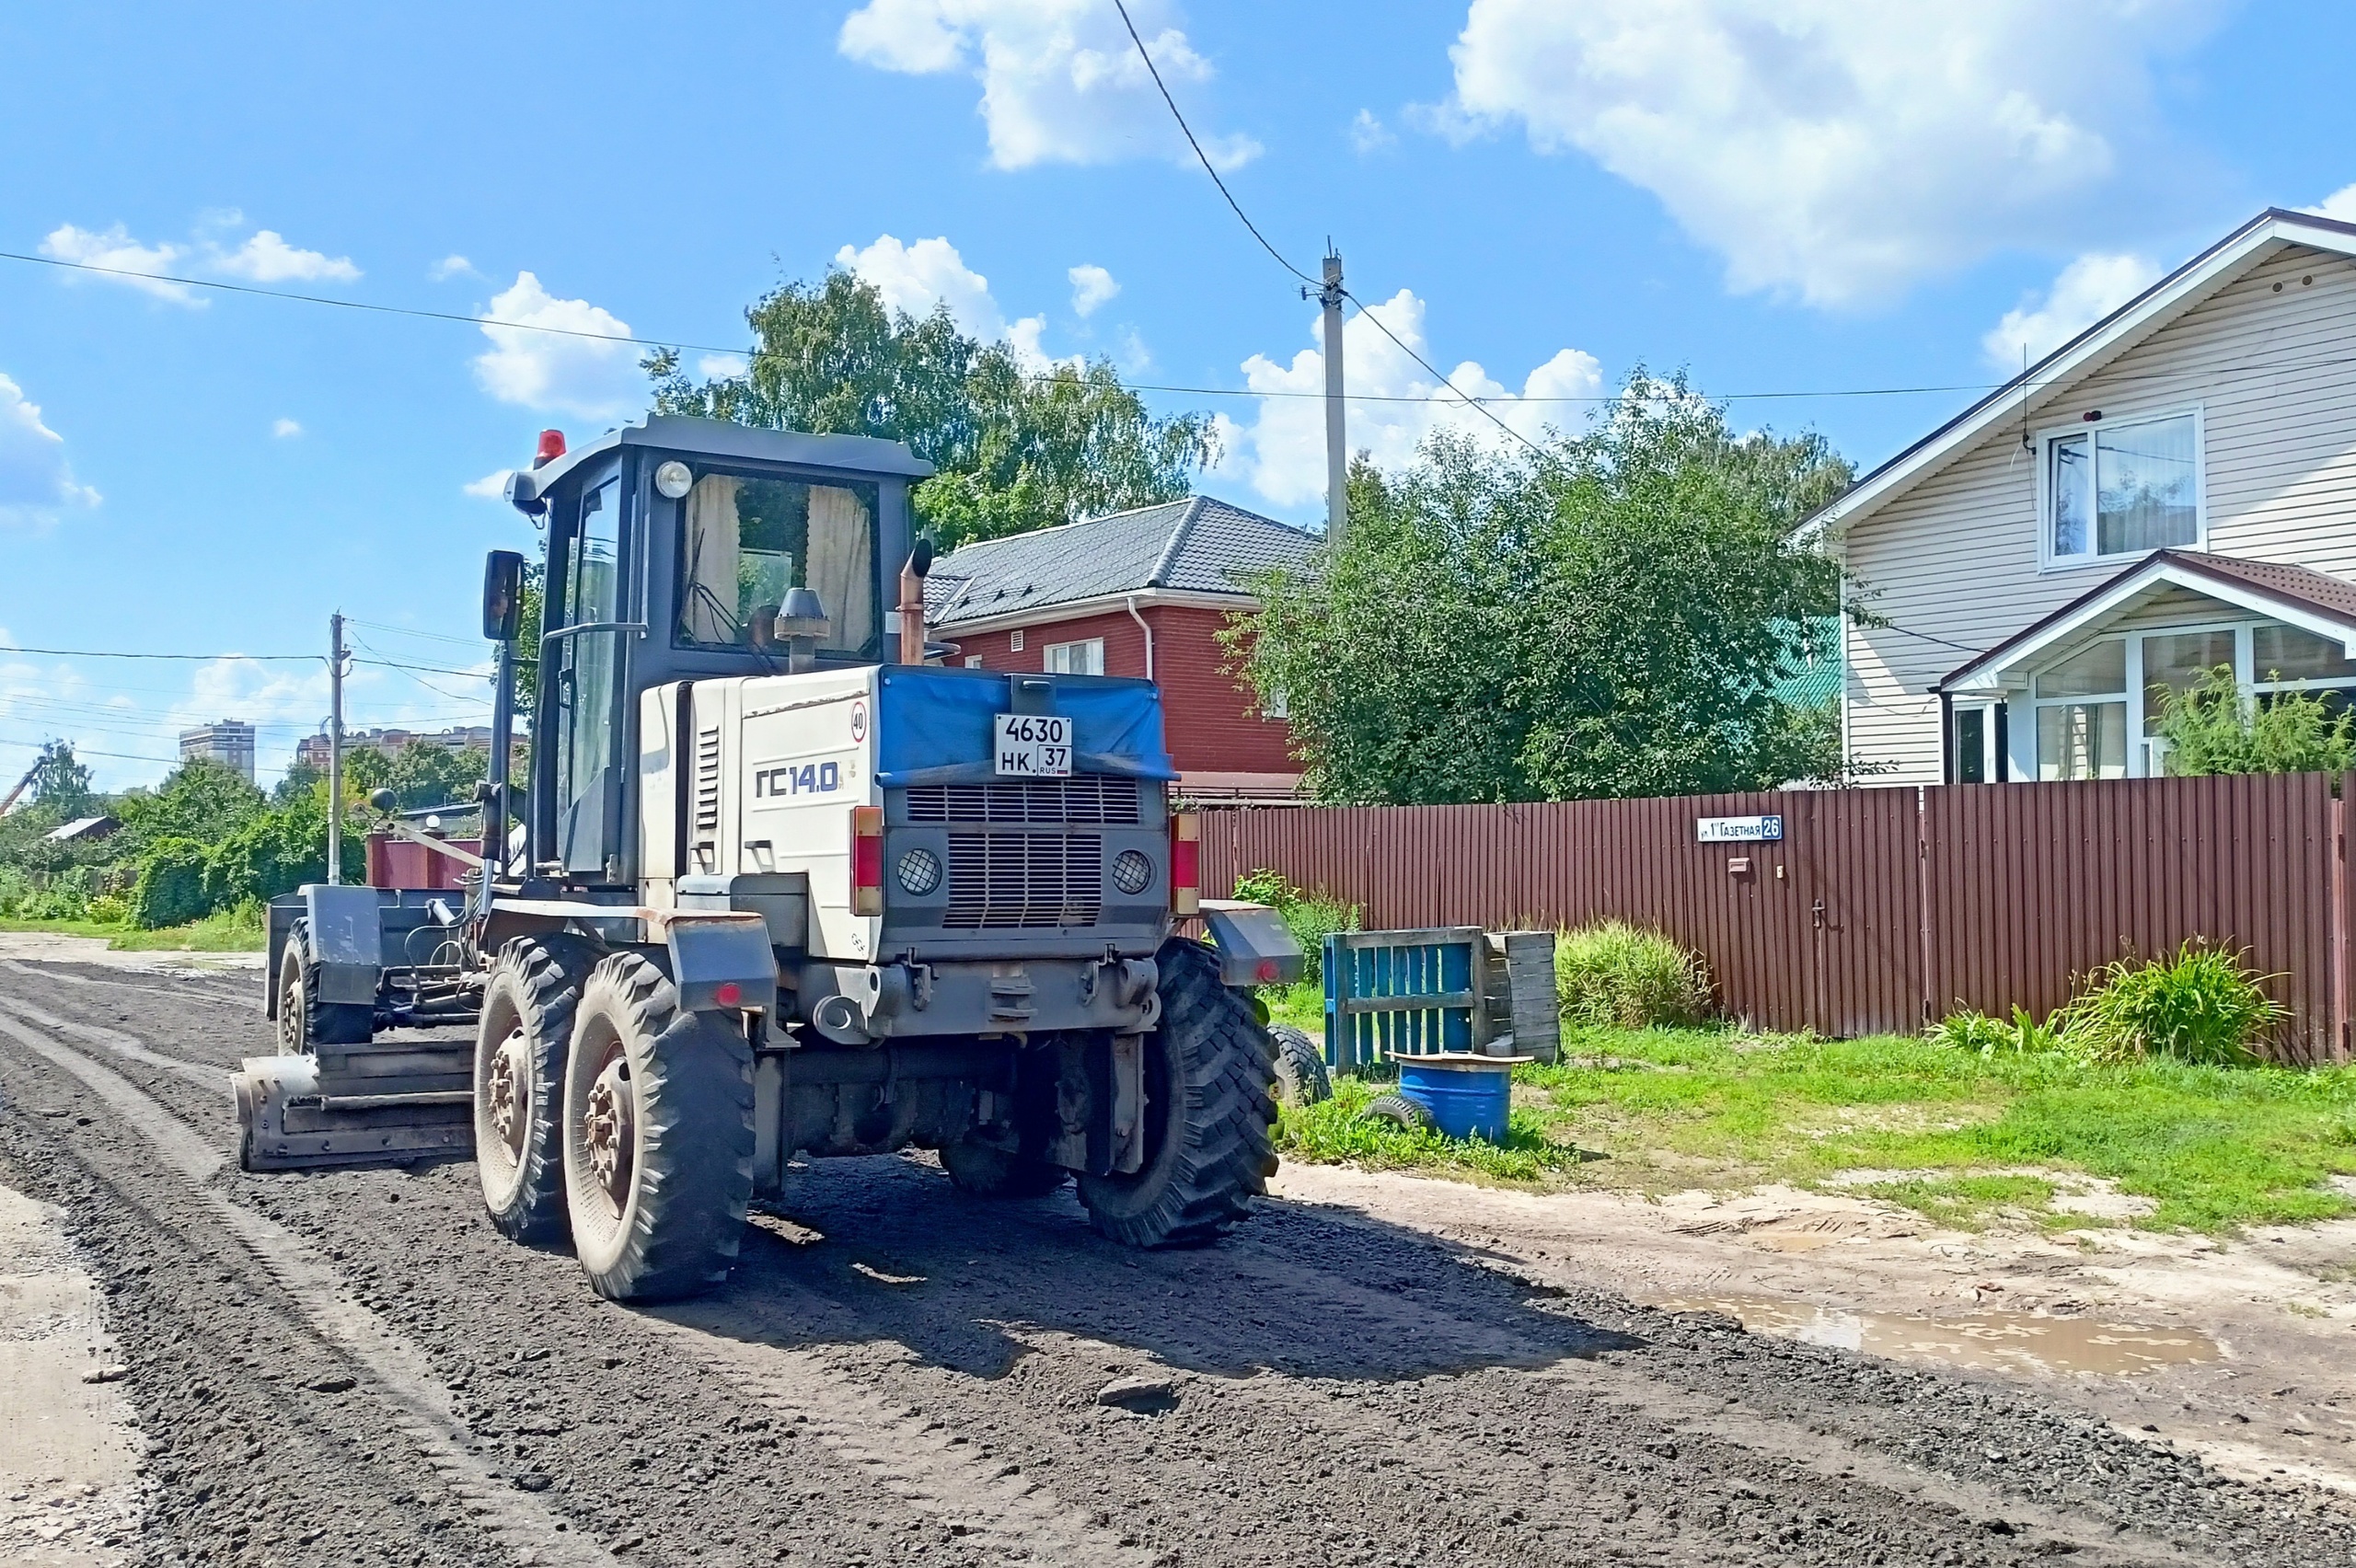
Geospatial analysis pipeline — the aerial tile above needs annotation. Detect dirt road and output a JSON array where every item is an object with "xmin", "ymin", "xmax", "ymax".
[{"xmin": 3, "ymin": 951, "xmax": 2353, "ymax": 1567}]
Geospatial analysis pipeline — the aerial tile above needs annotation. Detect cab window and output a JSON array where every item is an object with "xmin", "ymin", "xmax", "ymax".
[{"xmin": 676, "ymin": 471, "xmax": 879, "ymax": 656}]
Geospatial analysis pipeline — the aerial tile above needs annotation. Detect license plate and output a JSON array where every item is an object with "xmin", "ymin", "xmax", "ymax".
[{"xmin": 993, "ymin": 713, "xmax": 1072, "ymax": 777}]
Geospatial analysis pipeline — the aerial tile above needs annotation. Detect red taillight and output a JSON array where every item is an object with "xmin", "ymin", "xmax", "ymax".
[
  {"xmin": 533, "ymin": 428, "xmax": 567, "ymax": 467},
  {"xmin": 851, "ymin": 804, "xmax": 884, "ymax": 916},
  {"xmin": 1170, "ymin": 812, "xmax": 1200, "ymax": 917}
]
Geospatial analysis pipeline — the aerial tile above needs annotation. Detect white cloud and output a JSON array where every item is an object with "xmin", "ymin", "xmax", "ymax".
[
  {"xmin": 41, "ymin": 217, "xmax": 363, "ymax": 302},
  {"xmin": 1981, "ymin": 252, "xmax": 2163, "ymax": 371},
  {"xmin": 1067, "ymin": 263, "xmax": 1119, "ymax": 317},
  {"xmin": 696, "ymin": 352, "xmax": 750, "ymax": 381},
  {"xmin": 39, "ymin": 224, "xmax": 196, "ymax": 304},
  {"xmin": 1349, "ymin": 110, "xmax": 1396, "ymax": 155},
  {"xmin": 0, "ymin": 373, "xmax": 101, "ymax": 528},
  {"xmin": 271, "ymin": 417, "xmax": 304, "ymax": 439},
  {"xmin": 836, "ymin": 234, "xmax": 1070, "ymax": 370},
  {"xmin": 429, "ymin": 254, "xmax": 480, "ymax": 282},
  {"xmin": 463, "ymin": 469, "xmax": 513, "ymax": 499},
  {"xmin": 1440, "ymin": 0, "xmax": 2219, "ymax": 307},
  {"xmin": 838, "ymin": 0, "xmax": 1260, "ymax": 171},
  {"xmin": 1208, "ymin": 290, "xmax": 1601, "ymax": 509},
  {"xmin": 208, "ymin": 229, "xmax": 360, "ymax": 284},
  {"xmin": 472, "ymin": 271, "xmax": 642, "ymax": 421}
]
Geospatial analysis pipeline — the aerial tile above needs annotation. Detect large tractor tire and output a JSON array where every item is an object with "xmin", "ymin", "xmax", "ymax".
[
  {"xmin": 941, "ymin": 1136, "xmax": 1068, "ymax": 1199},
  {"xmin": 1268, "ymin": 1023, "xmax": 1333, "ymax": 1107},
  {"xmin": 1078, "ymin": 940, "xmax": 1277, "ymax": 1248},
  {"xmin": 277, "ymin": 917, "xmax": 372, "ymax": 1051},
  {"xmin": 560, "ymin": 951, "xmax": 756, "ymax": 1302},
  {"xmin": 473, "ymin": 935, "xmax": 598, "ymax": 1244}
]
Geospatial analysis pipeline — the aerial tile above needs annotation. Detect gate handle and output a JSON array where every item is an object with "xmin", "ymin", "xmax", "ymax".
[{"xmin": 1811, "ymin": 897, "xmax": 1827, "ymax": 929}]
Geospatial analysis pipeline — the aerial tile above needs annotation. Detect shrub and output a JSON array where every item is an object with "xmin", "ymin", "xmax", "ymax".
[
  {"xmin": 1555, "ymin": 921, "xmax": 1711, "ymax": 1029},
  {"xmin": 2059, "ymin": 940, "xmax": 2286, "ymax": 1065},
  {"xmin": 1231, "ymin": 868, "xmax": 1357, "ymax": 985},
  {"xmin": 2153, "ymin": 664, "xmax": 2356, "ymax": 776},
  {"xmin": 87, "ymin": 892, "xmax": 131, "ymax": 926},
  {"xmin": 131, "ymin": 837, "xmax": 215, "ymax": 928},
  {"xmin": 1927, "ymin": 1004, "xmax": 2065, "ymax": 1056}
]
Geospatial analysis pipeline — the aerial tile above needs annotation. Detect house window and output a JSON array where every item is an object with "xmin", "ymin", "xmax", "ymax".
[
  {"xmin": 2032, "ymin": 639, "xmax": 2127, "ymax": 780},
  {"xmin": 2044, "ymin": 410, "xmax": 2201, "ymax": 565},
  {"xmin": 1044, "ymin": 638, "xmax": 1104, "ymax": 675},
  {"xmin": 1264, "ymin": 687, "xmax": 1291, "ymax": 721},
  {"xmin": 2023, "ymin": 617, "xmax": 2356, "ymax": 778},
  {"xmin": 964, "ymin": 655, "xmax": 984, "ymax": 669}
]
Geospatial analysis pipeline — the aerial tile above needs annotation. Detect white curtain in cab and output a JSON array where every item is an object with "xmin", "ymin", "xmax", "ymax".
[
  {"xmin": 806, "ymin": 484, "xmax": 872, "ymax": 651},
  {"xmin": 682, "ymin": 475, "xmax": 743, "ymax": 643}
]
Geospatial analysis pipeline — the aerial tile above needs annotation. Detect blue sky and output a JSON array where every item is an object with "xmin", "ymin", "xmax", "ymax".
[{"xmin": 5, "ymin": 0, "xmax": 2355, "ymax": 790}]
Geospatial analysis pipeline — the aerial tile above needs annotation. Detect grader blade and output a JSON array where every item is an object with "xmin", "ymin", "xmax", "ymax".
[{"xmin": 233, "ymin": 1045, "xmax": 475, "ymax": 1171}]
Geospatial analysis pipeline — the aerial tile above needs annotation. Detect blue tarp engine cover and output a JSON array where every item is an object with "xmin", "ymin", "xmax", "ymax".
[{"xmin": 874, "ymin": 667, "xmax": 1176, "ymax": 787}]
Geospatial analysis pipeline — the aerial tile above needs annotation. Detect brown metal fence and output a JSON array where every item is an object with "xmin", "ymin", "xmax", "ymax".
[{"xmin": 1200, "ymin": 772, "xmax": 2353, "ymax": 1064}]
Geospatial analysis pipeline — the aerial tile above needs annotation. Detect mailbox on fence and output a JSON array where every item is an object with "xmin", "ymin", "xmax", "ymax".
[{"xmin": 1323, "ymin": 928, "xmax": 1486, "ymax": 1069}]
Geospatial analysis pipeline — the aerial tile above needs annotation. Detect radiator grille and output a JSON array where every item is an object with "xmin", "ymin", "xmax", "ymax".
[
  {"xmin": 944, "ymin": 833, "xmax": 1103, "ymax": 928},
  {"xmin": 907, "ymin": 777, "xmax": 1140, "ymax": 825},
  {"xmin": 694, "ymin": 726, "xmax": 722, "ymax": 833}
]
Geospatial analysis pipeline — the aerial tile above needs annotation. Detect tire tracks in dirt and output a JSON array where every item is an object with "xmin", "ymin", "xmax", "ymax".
[{"xmin": 0, "ymin": 1008, "xmax": 619, "ymax": 1568}]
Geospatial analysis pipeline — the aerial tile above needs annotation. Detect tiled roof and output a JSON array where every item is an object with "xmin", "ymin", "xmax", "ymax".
[{"xmin": 925, "ymin": 496, "xmax": 1317, "ymax": 627}]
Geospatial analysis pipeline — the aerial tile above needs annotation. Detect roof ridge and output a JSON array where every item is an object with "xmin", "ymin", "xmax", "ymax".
[{"xmin": 1148, "ymin": 496, "xmax": 1207, "ymax": 589}]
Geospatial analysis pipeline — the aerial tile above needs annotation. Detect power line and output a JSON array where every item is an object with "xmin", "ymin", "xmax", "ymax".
[
  {"xmin": 0, "ymin": 644, "xmax": 315, "ymax": 663},
  {"xmin": 1110, "ymin": 0, "xmax": 1316, "ymax": 288},
  {"xmin": 347, "ymin": 633, "xmax": 491, "ymax": 705}
]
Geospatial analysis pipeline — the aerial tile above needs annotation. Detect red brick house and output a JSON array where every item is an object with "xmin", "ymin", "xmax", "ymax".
[{"xmin": 925, "ymin": 496, "xmax": 1317, "ymax": 801}]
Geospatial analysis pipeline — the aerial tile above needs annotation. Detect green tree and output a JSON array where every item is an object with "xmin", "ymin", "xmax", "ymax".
[
  {"xmin": 387, "ymin": 743, "xmax": 488, "ymax": 812},
  {"xmin": 1231, "ymin": 375, "xmax": 1852, "ymax": 803},
  {"xmin": 647, "ymin": 271, "xmax": 1215, "ymax": 549},
  {"xmin": 2154, "ymin": 665, "xmax": 2356, "ymax": 776},
  {"xmin": 114, "ymin": 759, "xmax": 264, "ymax": 851},
  {"xmin": 26, "ymin": 740, "xmax": 94, "ymax": 818}
]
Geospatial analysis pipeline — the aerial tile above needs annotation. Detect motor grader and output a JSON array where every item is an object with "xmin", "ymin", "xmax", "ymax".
[{"xmin": 237, "ymin": 415, "xmax": 1299, "ymax": 1301}]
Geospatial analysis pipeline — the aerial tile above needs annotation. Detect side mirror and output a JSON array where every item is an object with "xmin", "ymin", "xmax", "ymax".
[
  {"xmin": 482, "ymin": 549, "xmax": 525, "ymax": 641},
  {"xmin": 368, "ymin": 789, "xmax": 398, "ymax": 813}
]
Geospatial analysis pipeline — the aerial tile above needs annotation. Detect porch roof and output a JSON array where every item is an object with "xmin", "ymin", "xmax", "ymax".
[{"xmin": 1937, "ymin": 550, "xmax": 2356, "ymax": 694}]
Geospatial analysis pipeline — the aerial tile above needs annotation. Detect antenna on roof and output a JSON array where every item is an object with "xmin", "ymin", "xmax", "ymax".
[{"xmin": 2019, "ymin": 343, "xmax": 2032, "ymax": 455}]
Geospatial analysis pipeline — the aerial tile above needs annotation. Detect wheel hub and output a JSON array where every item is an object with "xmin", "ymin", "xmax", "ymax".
[
  {"xmin": 486, "ymin": 1030, "xmax": 530, "ymax": 1153},
  {"xmin": 277, "ymin": 974, "xmax": 303, "ymax": 1053},
  {"xmin": 583, "ymin": 1056, "xmax": 635, "ymax": 1214}
]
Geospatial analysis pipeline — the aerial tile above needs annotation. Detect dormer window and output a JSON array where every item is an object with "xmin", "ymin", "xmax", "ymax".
[{"xmin": 2043, "ymin": 409, "xmax": 2202, "ymax": 566}]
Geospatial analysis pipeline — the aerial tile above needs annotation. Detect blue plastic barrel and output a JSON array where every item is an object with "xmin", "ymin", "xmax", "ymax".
[{"xmin": 1396, "ymin": 1055, "xmax": 1513, "ymax": 1143}]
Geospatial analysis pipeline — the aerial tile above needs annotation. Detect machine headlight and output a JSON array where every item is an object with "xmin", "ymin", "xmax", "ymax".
[
  {"xmin": 896, "ymin": 847, "xmax": 941, "ymax": 896},
  {"xmin": 653, "ymin": 459, "xmax": 695, "ymax": 500},
  {"xmin": 1112, "ymin": 848, "xmax": 1154, "ymax": 896}
]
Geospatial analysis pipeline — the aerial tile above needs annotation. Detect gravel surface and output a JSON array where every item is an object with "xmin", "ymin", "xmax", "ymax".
[{"xmin": 3, "ymin": 955, "xmax": 2353, "ymax": 1567}]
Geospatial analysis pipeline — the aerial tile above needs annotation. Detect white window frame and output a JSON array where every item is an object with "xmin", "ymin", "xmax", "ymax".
[
  {"xmin": 1043, "ymin": 637, "xmax": 1104, "ymax": 676},
  {"xmin": 2026, "ymin": 615, "xmax": 2356, "ymax": 778},
  {"xmin": 2036, "ymin": 405, "xmax": 2207, "ymax": 573},
  {"xmin": 1951, "ymin": 701, "xmax": 2000, "ymax": 782}
]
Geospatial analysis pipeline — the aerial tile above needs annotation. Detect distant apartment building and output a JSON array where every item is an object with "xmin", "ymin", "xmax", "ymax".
[
  {"xmin": 179, "ymin": 721, "xmax": 257, "ymax": 782},
  {"xmin": 293, "ymin": 725, "xmax": 497, "ymax": 772}
]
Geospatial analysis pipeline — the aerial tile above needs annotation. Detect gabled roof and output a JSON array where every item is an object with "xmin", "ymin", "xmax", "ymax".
[
  {"xmin": 925, "ymin": 496, "xmax": 1317, "ymax": 628},
  {"xmin": 1810, "ymin": 208, "xmax": 2356, "ymax": 538},
  {"xmin": 1939, "ymin": 549, "xmax": 2356, "ymax": 692}
]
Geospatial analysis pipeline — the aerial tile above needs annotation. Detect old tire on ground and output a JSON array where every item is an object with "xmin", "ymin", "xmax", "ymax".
[
  {"xmin": 941, "ymin": 1136, "xmax": 1068, "ymax": 1198},
  {"xmin": 1268, "ymin": 1023, "xmax": 1332, "ymax": 1107},
  {"xmin": 277, "ymin": 917, "xmax": 371, "ymax": 1051},
  {"xmin": 560, "ymin": 951, "xmax": 756, "ymax": 1302},
  {"xmin": 474, "ymin": 934, "xmax": 598, "ymax": 1245},
  {"xmin": 1363, "ymin": 1091, "xmax": 1432, "ymax": 1133},
  {"xmin": 1077, "ymin": 939, "xmax": 1277, "ymax": 1248}
]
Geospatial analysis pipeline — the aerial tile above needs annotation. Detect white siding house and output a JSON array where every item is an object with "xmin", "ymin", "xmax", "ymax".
[{"xmin": 1819, "ymin": 209, "xmax": 2356, "ymax": 785}]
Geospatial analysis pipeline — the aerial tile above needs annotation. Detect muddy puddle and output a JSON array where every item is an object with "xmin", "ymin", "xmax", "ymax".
[{"xmin": 1654, "ymin": 1293, "xmax": 2218, "ymax": 1377}]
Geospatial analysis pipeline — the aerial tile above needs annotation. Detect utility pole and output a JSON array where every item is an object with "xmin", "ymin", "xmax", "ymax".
[
  {"xmin": 326, "ymin": 612, "xmax": 346, "ymax": 885},
  {"xmin": 1308, "ymin": 248, "xmax": 1347, "ymax": 547}
]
